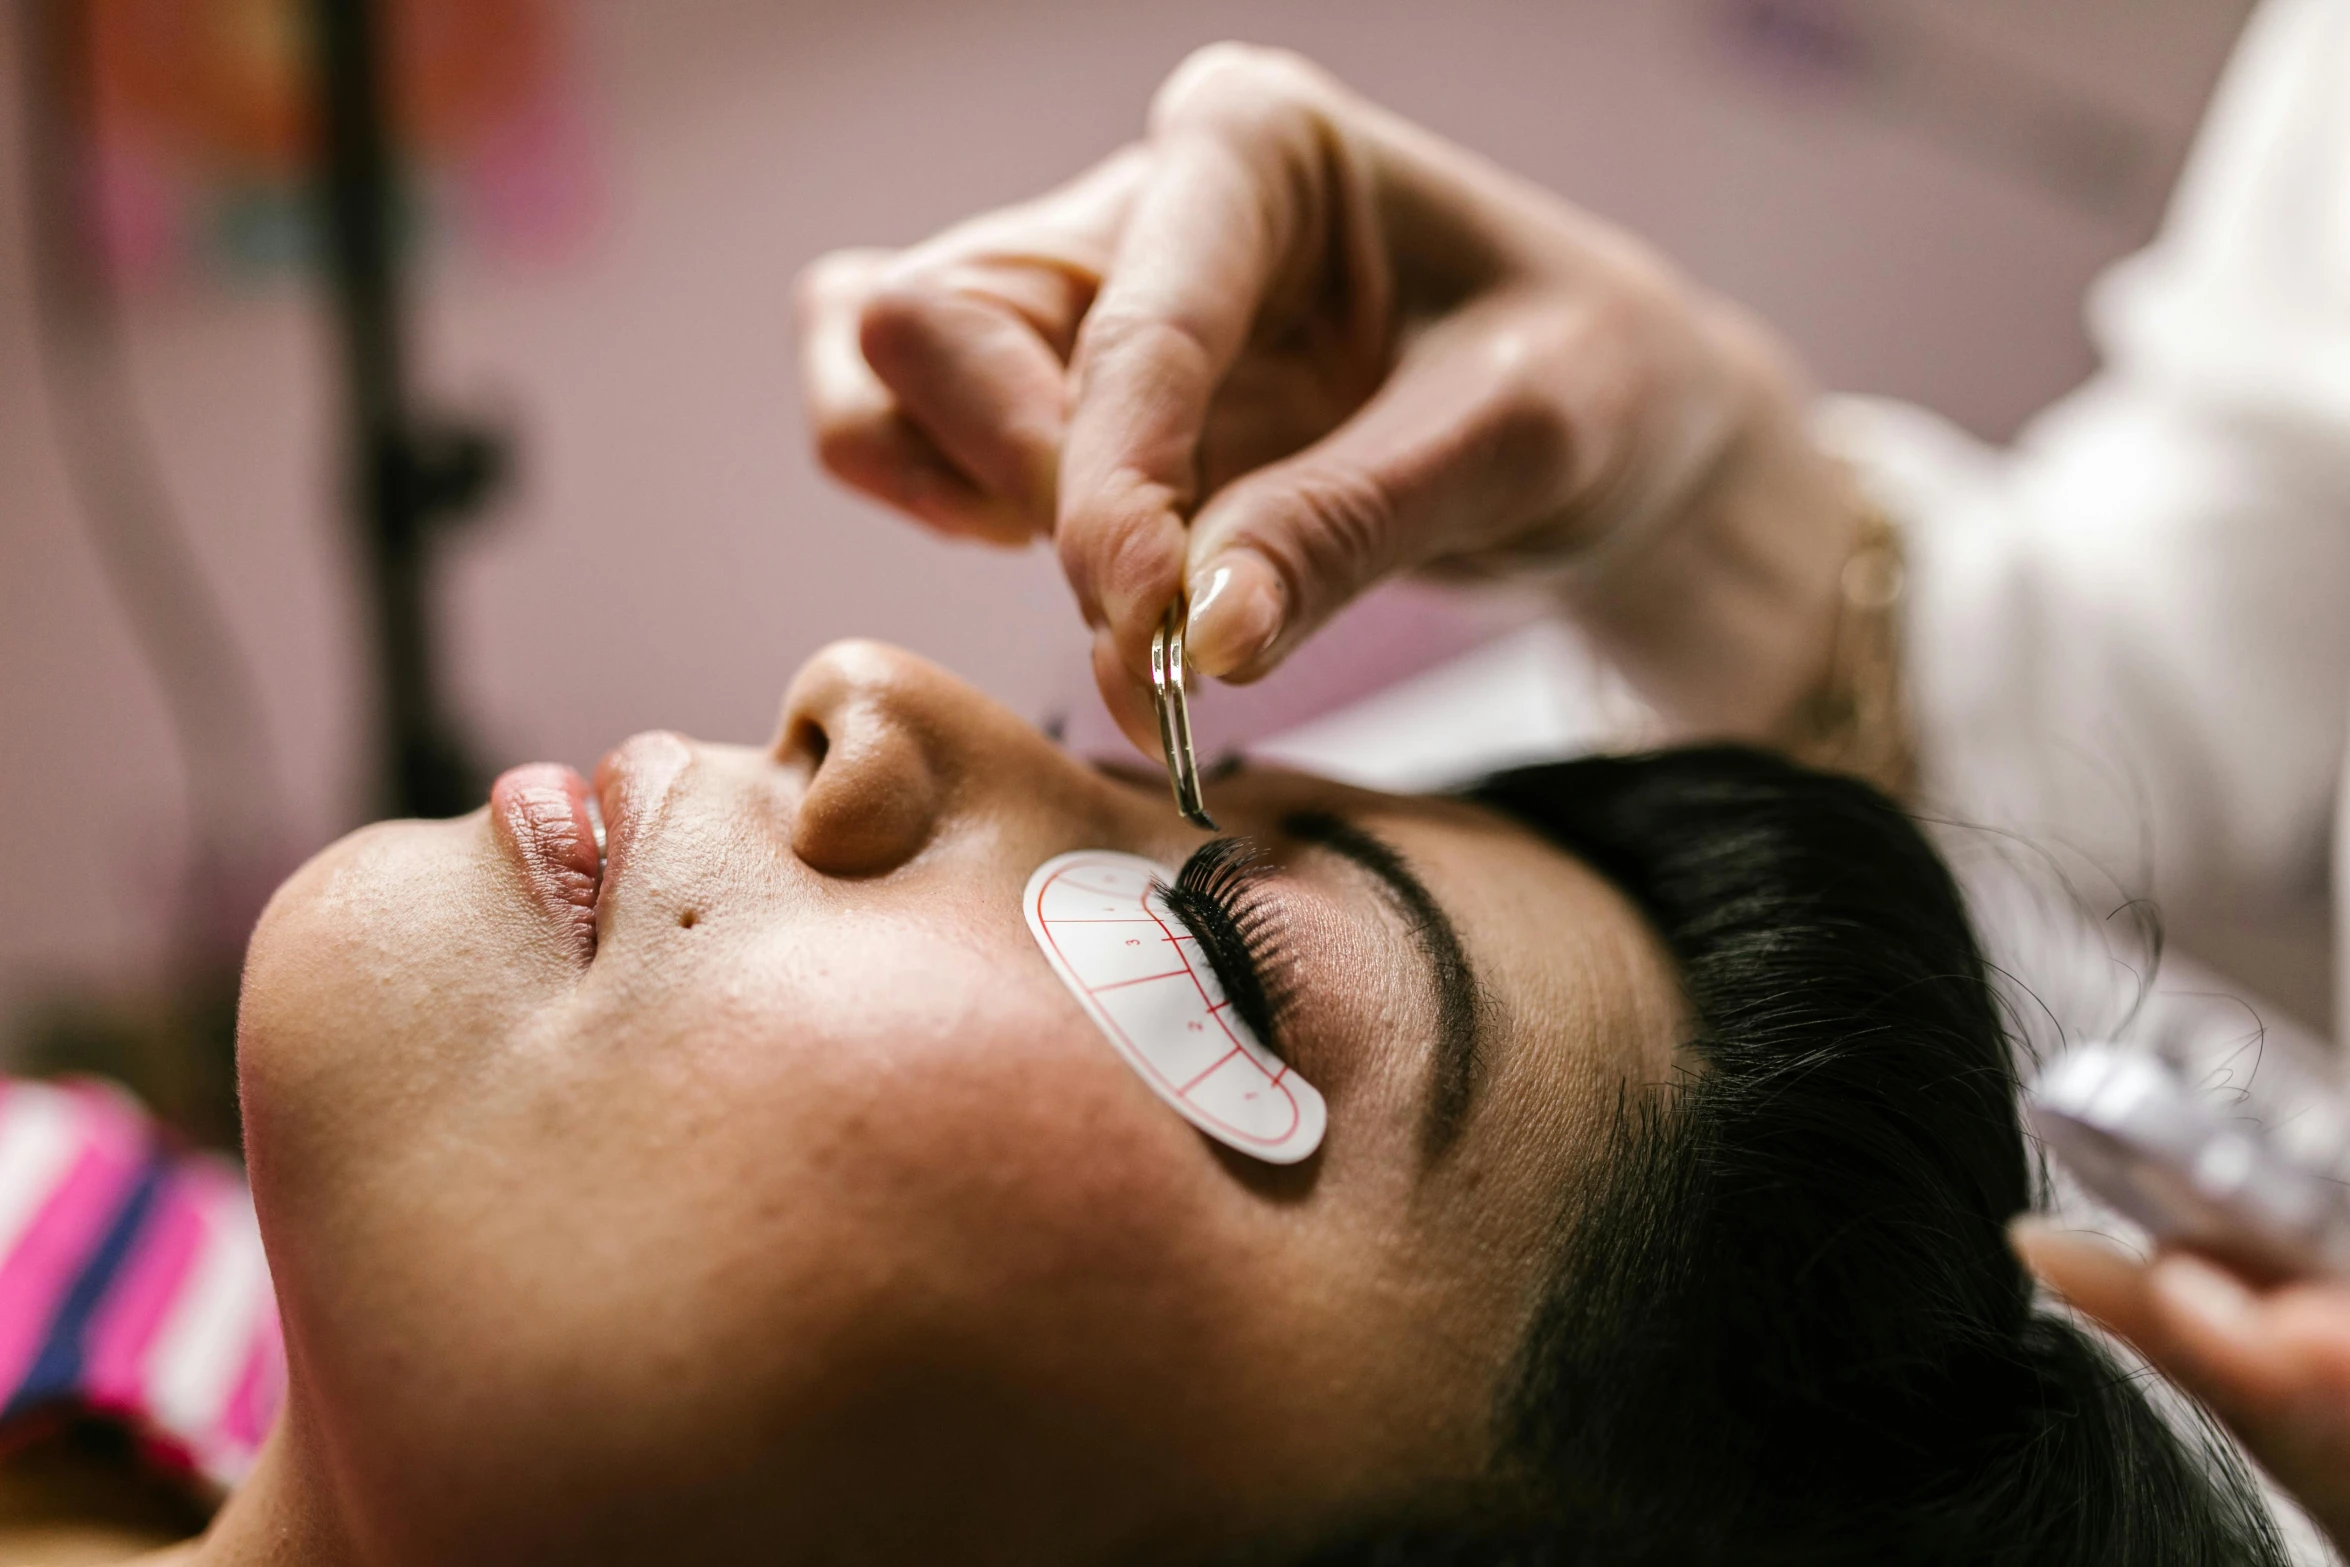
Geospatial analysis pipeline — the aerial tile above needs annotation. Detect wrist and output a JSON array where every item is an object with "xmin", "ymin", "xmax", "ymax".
[{"xmin": 1549, "ymin": 328, "xmax": 1876, "ymax": 758}]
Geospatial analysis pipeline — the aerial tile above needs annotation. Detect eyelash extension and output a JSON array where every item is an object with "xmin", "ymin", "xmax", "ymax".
[{"xmin": 1156, "ymin": 838, "xmax": 1294, "ymax": 1053}]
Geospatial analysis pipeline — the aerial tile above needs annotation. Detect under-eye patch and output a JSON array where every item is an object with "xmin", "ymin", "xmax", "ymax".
[{"xmin": 1024, "ymin": 850, "xmax": 1327, "ymax": 1164}]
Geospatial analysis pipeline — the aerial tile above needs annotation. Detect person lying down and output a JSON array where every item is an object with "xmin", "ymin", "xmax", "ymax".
[{"xmin": 40, "ymin": 640, "xmax": 2286, "ymax": 1565}]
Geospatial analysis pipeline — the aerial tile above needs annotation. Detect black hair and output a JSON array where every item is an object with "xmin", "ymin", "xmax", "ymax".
[{"xmin": 1316, "ymin": 747, "xmax": 2285, "ymax": 1565}]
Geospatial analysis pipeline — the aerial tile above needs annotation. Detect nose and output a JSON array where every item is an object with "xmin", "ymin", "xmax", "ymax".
[{"xmin": 775, "ymin": 639, "xmax": 1066, "ymax": 877}]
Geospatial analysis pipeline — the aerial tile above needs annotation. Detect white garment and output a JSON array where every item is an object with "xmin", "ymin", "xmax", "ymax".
[
  {"xmin": 1824, "ymin": 23, "xmax": 2350, "ymax": 1546},
  {"xmin": 1823, "ymin": 0, "xmax": 2350, "ymax": 1034},
  {"xmin": 1263, "ymin": 0, "xmax": 2350, "ymax": 1041}
]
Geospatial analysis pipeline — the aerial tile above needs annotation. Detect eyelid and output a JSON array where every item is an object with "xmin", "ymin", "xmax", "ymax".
[
  {"xmin": 1281, "ymin": 811, "xmax": 1484, "ymax": 1147},
  {"xmin": 1160, "ymin": 838, "xmax": 1293, "ymax": 1053}
]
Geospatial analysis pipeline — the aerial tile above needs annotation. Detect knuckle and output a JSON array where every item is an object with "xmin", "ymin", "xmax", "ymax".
[
  {"xmin": 1059, "ymin": 487, "xmax": 1180, "ymax": 614},
  {"xmin": 1491, "ymin": 296, "xmax": 1708, "ymax": 540},
  {"xmin": 811, "ymin": 407, "xmax": 885, "ymax": 478},
  {"xmin": 856, "ymin": 269, "xmax": 956, "ymax": 373},
  {"xmin": 1480, "ymin": 318, "xmax": 1591, "ymax": 450},
  {"xmin": 1484, "ymin": 390, "xmax": 1578, "ymax": 508},
  {"xmin": 794, "ymin": 248, "xmax": 888, "ymax": 322},
  {"xmin": 1074, "ymin": 307, "xmax": 1216, "ymax": 395},
  {"xmin": 812, "ymin": 421, "xmax": 914, "ymax": 508},
  {"xmin": 1151, "ymin": 43, "xmax": 1331, "ymax": 142},
  {"xmin": 1517, "ymin": 302, "xmax": 1640, "ymax": 452}
]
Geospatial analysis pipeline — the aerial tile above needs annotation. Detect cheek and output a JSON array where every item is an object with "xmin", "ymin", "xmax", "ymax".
[
  {"xmin": 692, "ymin": 941, "xmax": 1315, "ymax": 1506},
  {"xmin": 687, "ymin": 906, "xmax": 1222, "ymax": 1280},
  {"xmin": 608, "ymin": 906, "xmax": 1263, "ymax": 1437}
]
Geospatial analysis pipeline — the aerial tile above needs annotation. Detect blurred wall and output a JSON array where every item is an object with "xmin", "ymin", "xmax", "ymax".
[{"xmin": 0, "ymin": 0, "xmax": 2253, "ymax": 1017}]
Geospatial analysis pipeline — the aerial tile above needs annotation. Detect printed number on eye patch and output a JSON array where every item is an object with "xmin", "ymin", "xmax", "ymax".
[{"xmin": 1024, "ymin": 851, "xmax": 1327, "ymax": 1165}]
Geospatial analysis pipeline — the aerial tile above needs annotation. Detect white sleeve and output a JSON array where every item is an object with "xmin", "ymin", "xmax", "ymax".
[{"xmin": 1823, "ymin": 0, "xmax": 2350, "ymax": 950}]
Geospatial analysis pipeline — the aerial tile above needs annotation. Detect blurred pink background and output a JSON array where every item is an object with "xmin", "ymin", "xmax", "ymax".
[{"xmin": 0, "ymin": 0, "xmax": 2255, "ymax": 1028}]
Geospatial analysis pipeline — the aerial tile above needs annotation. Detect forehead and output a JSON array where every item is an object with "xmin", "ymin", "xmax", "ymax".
[{"xmin": 1373, "ymin": 794, "xmax": 1686, "ymax": 1109}]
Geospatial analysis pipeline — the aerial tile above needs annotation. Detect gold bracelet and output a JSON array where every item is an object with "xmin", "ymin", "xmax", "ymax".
[{"xmin": 1774, "ymin": 501, "xmax": 1916, "ymax": 800}]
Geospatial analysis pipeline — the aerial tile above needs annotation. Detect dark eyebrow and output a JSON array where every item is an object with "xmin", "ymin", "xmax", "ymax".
[{"xmin": 1282, "ymin": 811, "xmax": 1483, "ymax": 1155}]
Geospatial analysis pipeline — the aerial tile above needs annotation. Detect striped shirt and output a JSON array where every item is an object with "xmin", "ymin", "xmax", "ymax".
[{"xmin": 0, "ymin": 1076, "xmax": 281, "ymax": 1492}]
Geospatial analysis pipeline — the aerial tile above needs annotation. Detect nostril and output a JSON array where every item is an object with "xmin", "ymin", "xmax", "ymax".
[{"xmin": 789, "ymin": 718, "xmax": 830, "ymax": 769}]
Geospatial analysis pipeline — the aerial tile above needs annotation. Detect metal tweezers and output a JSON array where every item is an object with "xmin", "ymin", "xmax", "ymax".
[{"xmin": 1149, "ymin": 597, "xmax": 1216, "ymax": 830}]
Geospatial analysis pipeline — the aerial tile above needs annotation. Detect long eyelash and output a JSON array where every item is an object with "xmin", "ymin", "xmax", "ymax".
[{"xmin": 1156, "ymin": 838, "xmax": 1293, "ymax": 1051}]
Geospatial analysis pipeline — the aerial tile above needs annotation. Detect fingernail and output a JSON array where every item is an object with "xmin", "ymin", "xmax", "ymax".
[
  {"xmin": 2007, "ymin": 1218, "xmax": 2143, "ymax": 1297},
  {"xmin": 2008, "ymin": 1215, "xmax": 2127, "ymax": 1260},
  {"xmin": 2007, "ymin": 1215, "xmax": 2057, "ymax": 1249},
  {"xmin": 2007, "ymin": 1215, "xmax": 2063, "ymax": 1275},
  {"xmin": 1186, "ymin": 554, "xmax": 1285, "ymax": 678},
  {"xmin": 2154, "ymin": 1253, "xmax": 2259, "ymax": 1337}
]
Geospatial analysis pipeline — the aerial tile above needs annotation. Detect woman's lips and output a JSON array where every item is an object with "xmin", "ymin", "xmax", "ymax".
[
  {"xmin": 591, "ymin": 730, "xmax": 691, "ymax": 906},
  {"xmin": 490, "ymin": 763, "xmax": 604, "ymax": 959}
]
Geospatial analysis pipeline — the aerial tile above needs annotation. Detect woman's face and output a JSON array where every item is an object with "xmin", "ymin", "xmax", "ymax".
[{"xmin": 237, "ymin": 641, "xmax": 1684, "ymax": 1565}]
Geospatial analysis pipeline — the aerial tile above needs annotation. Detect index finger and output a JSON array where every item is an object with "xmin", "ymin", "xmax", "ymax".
[{"xmin": 1057, "ymin": 46, "xmax": 1386, "ymax": 678}]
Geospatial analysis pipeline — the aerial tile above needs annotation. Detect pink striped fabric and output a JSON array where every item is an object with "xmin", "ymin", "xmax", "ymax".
[{"xmin": 0, "ymin": 1077, "xmax": 282, "ymax": 1492}]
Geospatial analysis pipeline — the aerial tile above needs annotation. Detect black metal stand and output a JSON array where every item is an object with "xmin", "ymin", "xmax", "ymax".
[
  {"xmin": 307, "ymin": 0, "xmax": 503, "ymax": 820},
  {"xmin": 11, "ymin": 0, "xmax": 505, "ymax": 1148}
]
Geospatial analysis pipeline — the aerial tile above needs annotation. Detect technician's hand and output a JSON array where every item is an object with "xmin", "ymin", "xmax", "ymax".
[
  {"xmin": 2015, "ymin": 1220, "xmax": 2350, "ymax": 1549},
  {"xmin": 797, "ymin": 44, "xmax": 1860, "ymax": 747}
]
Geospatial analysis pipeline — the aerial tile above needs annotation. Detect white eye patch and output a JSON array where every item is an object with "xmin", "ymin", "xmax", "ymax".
[{"xmin": 1024, "ymin": 850, "xmax": 1327, "ymax": 1165}]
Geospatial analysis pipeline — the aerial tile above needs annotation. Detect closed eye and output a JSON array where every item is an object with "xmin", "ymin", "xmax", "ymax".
[{"xmin": 1156, "ymin": 838, "xmax": 1293, "ymax": 1055}]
